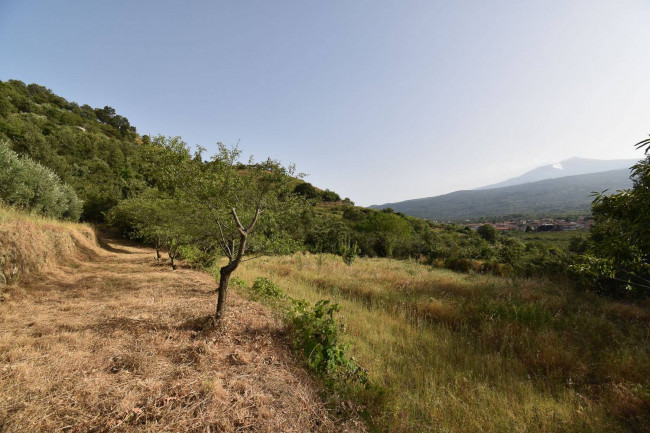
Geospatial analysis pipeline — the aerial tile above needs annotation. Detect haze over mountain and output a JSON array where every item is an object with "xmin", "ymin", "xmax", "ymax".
[
  {"xmin": 370, "ymin": 168, "xmax": 633, "ymax": 222},
  {"xmin": 476, "ymin": 157, "xmax": 638, "ymax": 190}
]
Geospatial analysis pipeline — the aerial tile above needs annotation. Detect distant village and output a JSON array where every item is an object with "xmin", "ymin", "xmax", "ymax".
[{"xmin": 467, "ymin": 216, "xmax": 593, "ymax": 233}]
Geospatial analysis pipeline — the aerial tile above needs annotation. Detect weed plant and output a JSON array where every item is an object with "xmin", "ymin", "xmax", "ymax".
[{"xmin": 236, "ymin": 276, "xmax": 368, "ymax": 389}]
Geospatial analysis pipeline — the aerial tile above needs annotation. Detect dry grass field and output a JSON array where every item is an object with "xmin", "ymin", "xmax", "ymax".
[
  {"xmin": 0, "ymin": 212, "xmax": 365, "ymax": 432},
  {"xmin": 237, "ymin": 253, "xmax": 650, "ymax": 433}
]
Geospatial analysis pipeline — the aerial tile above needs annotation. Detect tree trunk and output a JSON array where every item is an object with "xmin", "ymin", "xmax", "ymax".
[
  {"xmin": 155, "ymin": 247, "xmax": 161, "ymax": 263},
  {"xmin": 169, "ymin": 251, "xmax": 177, "ymax": 270},
  {"xmin": 214, "ymin": 207, "xmax": 258, "ymax": 323},
  {"xmin": 215, "ymin": 267, "xmax": 231, "ymax": 321}
]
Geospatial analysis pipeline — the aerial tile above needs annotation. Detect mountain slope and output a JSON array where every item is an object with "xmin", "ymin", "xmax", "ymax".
[
  {"xmin": 371, "ymin": 168, "xmax": 633, "ymax": 221},
  {"xmin": 476, "ymin": 157, "xmax": 637, "ymax": 190}
]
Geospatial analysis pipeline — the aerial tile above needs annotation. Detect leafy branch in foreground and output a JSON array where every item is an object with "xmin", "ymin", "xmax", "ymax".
[{"xmin": 573, "ymin": 137, "xmax": 650, "ymax": 296}]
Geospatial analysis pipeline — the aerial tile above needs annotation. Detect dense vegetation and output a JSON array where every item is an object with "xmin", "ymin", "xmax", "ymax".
[{"xmin": 0, "ymin": 79, "xmax": 147, "ymax": 221}]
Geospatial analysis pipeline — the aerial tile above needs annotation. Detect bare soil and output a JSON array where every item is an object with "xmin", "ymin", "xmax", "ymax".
[{"xmin": 0, "ymin": 230, "xmax": 365, "ymax": 432}]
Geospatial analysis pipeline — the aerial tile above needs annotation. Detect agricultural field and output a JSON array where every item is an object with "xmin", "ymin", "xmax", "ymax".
[{"xmin": 505, "ymin": 230, "xmax": 587, "ymax": 251}]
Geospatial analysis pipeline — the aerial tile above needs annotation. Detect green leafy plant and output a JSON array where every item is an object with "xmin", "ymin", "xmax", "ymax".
[
  {"xmin": 287, "ymin": 299, "xmax": 367, "ymax": 385},
  {"xmin": 251, "ymin": 277, "xmax": 285, "ymax": 298},
  {"xmin": 340, "ymin": 241, "xmax": 360, "ymax": 266}
]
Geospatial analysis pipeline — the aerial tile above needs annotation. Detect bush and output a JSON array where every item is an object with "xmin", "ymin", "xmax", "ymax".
[
  {"xmin": 251, "ymin": 277, "xmax": 285, "ymax": 298},
  {"xmin": 178, "ymin": 244, "xmax": 217, "ymax": 269},
  {"xmin": 320, "ymin": 189, "xmax": 341, "ymax": 202},
  {"xmin": 444, "ymin": 257, "xmax": 474, "ymax": 273},
  {"xmin": 293, "ymin": 182, "xmax": 320, "ymax": 200},
  {"xmin": 288, "ymin": 299, "xmax": 367, "ymax": 384},
  {"xmin": 0, "ymin": 140, "xmax": 82, "ymax": 220},
  {"xmin": 339, "ymin": 242, "xmax": 360, "ymax": 266}
]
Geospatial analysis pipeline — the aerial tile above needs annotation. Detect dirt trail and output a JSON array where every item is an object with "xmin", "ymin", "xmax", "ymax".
[{"xmin": 0, "ymin": 231, "xmax": 364, "ymax": 432}]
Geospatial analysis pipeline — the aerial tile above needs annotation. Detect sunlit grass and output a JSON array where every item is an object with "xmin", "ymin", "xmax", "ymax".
[
  {"xmin": 0, "ymin": 204, "xmax": 87, "ymax": 230},
  {"xmin": 238, "ymin": 253, "xmax": 650, "ymax": 432}
]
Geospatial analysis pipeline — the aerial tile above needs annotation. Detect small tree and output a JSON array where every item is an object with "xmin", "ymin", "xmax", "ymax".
[
  {"xmin": 107, "ymin": 189, "xmax": 194, "ymax": 269},
  {"xmin": 358, "ymin": 211, "xmax": 413, "ymax": 258},
  {"xmin": 293, "ymin": 182, "xmax": 320, "ymax": 200},
  {"xmin": 477, "ymin": 224, "xmax": 498, "ymax": 243},
  {"xmin": 147, "ymin": 136, "xmax": 305, "ymax": 322}
]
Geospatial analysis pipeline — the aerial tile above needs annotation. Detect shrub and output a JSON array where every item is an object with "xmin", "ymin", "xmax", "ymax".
[
  {"xmin": 339, "ymin": 241, "xmax": 360, "ymax": 266},
  {"xmin": 178, "ymin": 244, "xmax": 217, "ymax": 269},
  {"xmin": 293, "ymin": 182, "xmax": 320, "ymax": 200},
  {"xmin": 0, "ymin": 140, "xmax": 82, "ymax": 220},
  {"xmin": 320, "ymin": 189, "xmax": 341, "ymax": 202},
  {"xmin": 444, "ymin": 257, "xmax": 474, "ymax": 273},
  {"xmin": 251, "ymin": 277, "xmax": 285, "ymax": 298},
  {"xmin": 287, "ymin": 299, "xmax": 367, "ymax": 384}
]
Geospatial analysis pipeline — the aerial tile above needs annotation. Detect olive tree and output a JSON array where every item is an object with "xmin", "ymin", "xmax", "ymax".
[
  {"xmin": 146, "ymin": 136, "xmax": 305, "ymax": 321},
  {"xmin": 0, "ymin": 140, "xmax": 82, "ymax": 220}
]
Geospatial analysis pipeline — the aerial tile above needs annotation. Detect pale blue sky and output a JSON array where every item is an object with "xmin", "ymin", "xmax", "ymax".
[{"xmin": 1, "ymin": 0, "xmax": 649, "ymax": 205}]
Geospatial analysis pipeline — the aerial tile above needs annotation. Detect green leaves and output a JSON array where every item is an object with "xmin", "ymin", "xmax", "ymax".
[
  {"xmin": 288, "ymin": 298, "xmax": 367, "ymax": 384},
  {"xmin": 145, "ymin": 135, "xmax": 307, "ymax": 264},
  {"xmin": 0, "ymin": 140, "xmax": 82, "ymax": 220},
  {"xmin": 577, "ymin": 139, "xmax": 650, "ymax": 296}
]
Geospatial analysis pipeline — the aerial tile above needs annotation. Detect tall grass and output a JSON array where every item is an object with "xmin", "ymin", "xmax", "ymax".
[{"xmin": 237, "ymin": 253, "xmax": 650, "ymax": 432}]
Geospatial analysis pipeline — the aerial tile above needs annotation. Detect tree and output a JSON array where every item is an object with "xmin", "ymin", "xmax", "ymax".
[
  {"xmin": 576, "ymin": 138, "xmax": 650, "ymax": 296},
  {"xmin": 293, "ymin": 182, "xmax": 320, "ymax": 200},
  {"xmin": 107, "ymin": 189, "xmax": 195, "ymax": 268},
  {"xmin": 358, "ymin": 211, "xmax": 413, "ymax": 257},
  {"xmin": 477, "ymin": 224, "xmax": 498, "ymax": 243},
  {"xmin": 0, "ymin": 140, "xmax": 82, "ymax": 220},
  {"xmin": 321, "ymin": 189, "xmax": 341, "ymax": 202},
  {"xmin": 146, "ymin": 136, "xmax": 305, "ymax": 322}
]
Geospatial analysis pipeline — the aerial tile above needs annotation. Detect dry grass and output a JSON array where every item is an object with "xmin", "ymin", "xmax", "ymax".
[
  {"xmin": 0, "ymin": 214, "xmax": 365, "ymax": 432},
  {"xmin": 0, "ymin": 206, "xmax": 97, "ymax": 285},
  {"xmin": 237, "ymin": 253, "xmax": 650, "ymax": 433}
]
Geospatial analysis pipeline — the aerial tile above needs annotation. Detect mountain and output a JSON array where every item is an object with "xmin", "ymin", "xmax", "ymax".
[
  {"xmin": 476, "ymin": 157, "xmax": 637, "ymax": 190},
  {"xmin": 370, "ymin": 168, "xmax": 633, "ymax": 221}
]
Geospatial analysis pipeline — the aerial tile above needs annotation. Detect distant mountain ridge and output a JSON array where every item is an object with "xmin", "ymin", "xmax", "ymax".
[
  {"xmin": 370, "ymin": 168, "xmax": 633, "ymax": 221},
  {"xmin": 476, "ymin": 157, "xmax": 637, "ymax": 190}
]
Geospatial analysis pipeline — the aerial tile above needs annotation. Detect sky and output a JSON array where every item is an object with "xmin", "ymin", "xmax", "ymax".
[{"xmin": 1, "ymin": 0, "xmax": 649, "ymax": 206}]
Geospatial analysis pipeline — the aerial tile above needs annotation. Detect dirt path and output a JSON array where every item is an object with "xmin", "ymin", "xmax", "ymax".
[{"xmin": 0, "ymin": 231, "xmax": 364, "ymax": 432}]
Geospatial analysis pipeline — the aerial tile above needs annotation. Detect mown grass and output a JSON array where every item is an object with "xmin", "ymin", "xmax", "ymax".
[
  {"xmin": 0, "ymin": 212, "xmax": 364, "ymax": 432},
  {"xmin": 237, "ymin": 252, "xmax": 650, "ymax": 432}
]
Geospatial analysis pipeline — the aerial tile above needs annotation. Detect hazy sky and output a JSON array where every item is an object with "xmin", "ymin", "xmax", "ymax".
[{"xmin": 1, "ymin": 0, "xmax": 649, "ymax": 206}]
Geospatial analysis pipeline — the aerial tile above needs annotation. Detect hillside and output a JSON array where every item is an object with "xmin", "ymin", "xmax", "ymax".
[
  {"xmin": 476, "ymin": 156, "xmax": 637, "ymax": 190},
  {"xmin": 371, "ymin": 168, "xmax": 633, "ymax": 221},
  {"xmin": 0, "ymin": 210, "xmax": 363, "ymax": 432},
  {"xmin": 0, "ymin": 79, "xmax": 148, "ymax": 221}
]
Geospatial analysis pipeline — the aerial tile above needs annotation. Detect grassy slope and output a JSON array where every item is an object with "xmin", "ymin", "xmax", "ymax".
[
  {"xmin": 237, "ymin": 253, "xmax": 650, "ymax": 433},
  {"xmin": 0, "ymin": 210, "xmax": 364, "ymax": 432}
]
